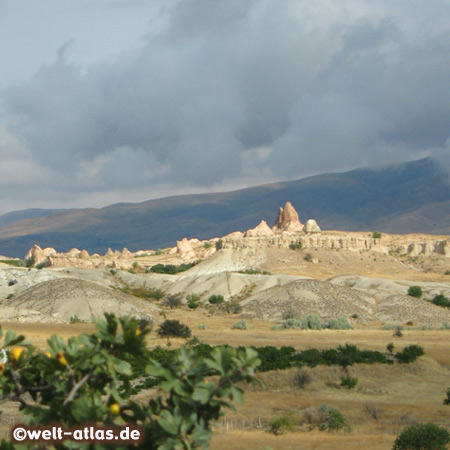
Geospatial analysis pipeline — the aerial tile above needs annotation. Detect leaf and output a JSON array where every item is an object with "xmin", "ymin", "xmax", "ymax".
[
  {"xmin": 110, "ymin": 357, "xmax": 132, "ymax": 376},
  {"xmin": 158, "ymin": 410, "xmax": 181, "ymax": 435},
  {"xmin": 3, "ymin": 330, "xmax": 25, "ymax": 347}
]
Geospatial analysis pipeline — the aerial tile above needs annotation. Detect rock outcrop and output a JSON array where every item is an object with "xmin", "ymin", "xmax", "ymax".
[
  {"xmin": 305, "ymin": 219, "xmax": 321, "ymax": 234},
  {"xmin": 272, "ymin": 202, "xmax": 304, "ymax": 233},
  {"xmin": 244, "ymin": 220, "xmax": 274, "ymax": 237}
]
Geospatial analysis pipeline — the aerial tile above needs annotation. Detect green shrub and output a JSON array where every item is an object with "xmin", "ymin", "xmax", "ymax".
[
  {"xmin": 431, "ymin": 294, "xmax": 450, "ymax": 308},
  {"xmin": 120, "ymin": 285, "xmax": 165, "ymax": 300},
  {"xmin": 304, "ymin": 253, "xmax": 312, "ymax": 262},
  {"xmin": 327, "ymin": 317, "xmax": 353, "ymax": 330},
  {"xmin": 186, "ymin": 293, "xmax": 200, "ymax": 309},
  {"xmin": 150, "ymin": 261, "xmax": 199, "ymax": 274},
  {"xmin": 445, "ymin": 270, "xmax": 450, "ymax": 275},
  {"xmin": 387, "ymin": 342, "xmax": 395, "ymax": 353},
  {"xmin": 157, "ymin": 320, "xmax": 192, "ymax": 339},
  {"xmin": 340, "ymin": 375, "xmax": 358, "ymax": 389},
  {"xmin": 231, "ymin": 320, "xmax": 248, "ymax": 330},
  {"xmin": 204, "ymin": 242, "xmax": 212, "ymax": 249},
  {"xmin": 154, "ymin": 248, "xmax": 163, "ymax": 255},
  {"xmin": 394, "ymin": 344, "xmax": 424, "ymax": 363},
  {"xmin": 317, "ymin": 404, "xmax": 351, "ymax": 431},
  {"xmin": 69, "ymin": 315, "xmax": 83, "ymax": 324},
  {"xmin": 372, "ymin": 232, "xmax": 382, "ymax": 239},
  {"xmin": 294, "ymin": 368, "xmax": 312, "ymax": 389},
  {"xmin": 269, "ymin": 414, "xmax": 295, "ymax": 435},
  {"xmin": 392, "ymin": 423, "xmax": 450, "ymax": 450},
  {"xmin": 443, "ymin": 388, "xmax": 450, "ymax": 405},
  {"xmin": 208, "ymin": 294, "xmax": 224, "ymax": 305},
  {"xmin": 196, "ymin": 324, "xmax": 207, "ymax": 330},
  {"xmin": 24, "ymin": 255, "xmax": 36, "ymax": 267},
  {"xmin": 221, "ymin": 301, "xmax": 243, "ymax": 314},
  {"xmin": 408, "ymin": 286, "xmax": 423, "ymax": 298},
  {"xmin": 289, "ymin": 241, "xmax": 302, "ymax": 250}
]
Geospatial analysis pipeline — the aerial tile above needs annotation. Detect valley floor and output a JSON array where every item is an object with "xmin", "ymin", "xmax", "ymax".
[{"xmin": 2, "ymin": 315, "xmax": 450, "ymax": 449}]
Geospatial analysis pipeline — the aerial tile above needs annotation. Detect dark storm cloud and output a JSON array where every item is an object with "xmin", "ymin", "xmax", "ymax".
[{"xmin": 2, "ymin": 0, "xmax": 450, "ymax": 211}]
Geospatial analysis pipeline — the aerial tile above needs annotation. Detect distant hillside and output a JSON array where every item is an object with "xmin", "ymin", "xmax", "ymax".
[
  {"xmin": 0, "ymin": 208, "xmax": 66, "ymax": 229},
  {"xmin": 0, "ymin": 158, "xmax": 448, "ymax": 257}
]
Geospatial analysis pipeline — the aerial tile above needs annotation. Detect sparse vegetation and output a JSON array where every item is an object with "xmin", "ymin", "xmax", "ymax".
[
  {"xmin": 231, "ymin": 319, "xmax": 248, "ymax": 330},
  {"xmin": 304, "ymin": 253, "xmax": 313, "ymax": 262},
  {"xmin": 237, "ymin": 269, "xmax": 271, "ymax": 275},
  {"xmin": 274, "ymin": 315, "xmax": 353, "ymax": 330},
  {"xmin": 204, "ymin": 242, "xmax": 212, "ymax": 249},
  {"xmin": 294, "ymin": 368, "xmax": 312, "ymax": 389},
  {"xmin": 316, "ymin": 404, "xmax": 351, "ymax": 432},
  {"xmin": 150, "ymin": 261, "xmax": 199, "ymax": 274},
  {"xmin": 69, "ymin": 315, "xmax": 83, "ymax": 324},
  {"xmin": 220, "ymin": 300, "xmax": 243, "ymax": 314},
  {"xmin": 163, "ymin": 293, "xmax": 183, "ymax": 309},
  {"xmin": 387, "ymin": 342, "xmax": 395, "ymax": 353},
  {"xmin": 119, "ymin": 285, "xmax": 165, "ymax": 300},
  {"xmin": 372, "ymin": 231, "xmax": 382, "ymax": 239},
  {"xmin": 269, "ymin": 414, "xmax": 295, "ymax": 435},
  {"xmin": 392, "ymin": 423, "xmax": 450, "ymax": 450},
  {"xmin": 24, "ymin": 255, "xmax": 36, "ymax": 267},
  {"xmin": 340, "ymin": 375, "xmax": 358, "ymax": 389},
  {"xmin": 289, "ymin": 241, "xmax": 302, "ymax": 250},
  {"xmin": 408, "ymin": 285, "xmax": 423, "ymax": 298}
]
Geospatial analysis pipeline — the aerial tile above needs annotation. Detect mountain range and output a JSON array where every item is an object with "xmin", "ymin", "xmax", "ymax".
[{"xmin": 1, "ymin": 157, "xmax": 449, "ymax": 257}]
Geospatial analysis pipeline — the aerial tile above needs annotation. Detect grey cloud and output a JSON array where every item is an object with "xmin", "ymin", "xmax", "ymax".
[{"xmin": 2, "ymin": 0, "xmax": 450, "ymax": 211}]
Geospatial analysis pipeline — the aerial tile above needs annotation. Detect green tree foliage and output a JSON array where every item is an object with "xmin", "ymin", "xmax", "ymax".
[
  {"xmin": 208, "ymin": 295, "xmax": 224, "ymax": 305},
  {"xmin": 150, "ymin": 261, "xmax": 199, "ymax": 274},
  {"xmin": 0, "ymin": 315, "xmax": 260, "ymax": 450},
  {"xmin": 392, "ymin": 423, "xmax": 450, "ymax": 450},
  {"xmin": 394, "ymin": 345, "xmax": 424, "ymax": 364},
  {"xmin": 431, "ymin": 294, "xmax": 450, "ymax": 308},
  {"xmin": 269, "ymin": 414, "xmax": 295, "ymax": 435},
  {"xmin": 372, "ymin": 232, "xmax": 382, "ymax": 239},
  {"xmin": 157, "ymin": 320, "xmax": 192, "ymax": 339}
]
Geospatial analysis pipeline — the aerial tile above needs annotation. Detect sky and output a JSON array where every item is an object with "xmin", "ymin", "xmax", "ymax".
[{"xmin": 1, "ymin": 0, "xmax": 450, "ymax": 214}]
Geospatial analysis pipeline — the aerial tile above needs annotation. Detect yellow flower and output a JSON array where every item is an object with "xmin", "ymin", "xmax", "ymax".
[
  {"xmin": 55, "ymin": 352, "xmax": 68, "ymax": 366},
  {"xmin": 11, "ymin": 348, "xmax": 24, "ymax": 362}
]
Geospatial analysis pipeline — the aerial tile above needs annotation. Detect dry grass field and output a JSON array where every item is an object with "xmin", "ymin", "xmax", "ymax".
[{"xmin": 2, "ymin": 310, "xmax": 450, "ymax": 449}]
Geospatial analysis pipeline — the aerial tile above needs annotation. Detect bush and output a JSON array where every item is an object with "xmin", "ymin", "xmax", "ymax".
[
  {"xmin": 231, "ymin": 320, "xmax": 248, "ymax": 330},
  {"xmin": 394, "ymin": 345, "xmax": 424, "ymax": 364},
  {"xmin": 150, "ymin": 261, "xmax": 199, "ymax": 274},
  {"xmin": 304, "ymin": 253, "xmax": 312, "ymax": 262},
  {"xmin": 157, "ymin": 320, "xmax": 192, "ymax": 339},
  {"xmin": 289, "ymin": 241, "xmax": 302, "ymax": 250},
  {"xmin": 408, "ymin": 286, "xmax": 423, "ymax": 298},
  {"xmin": 392, "ymin": 423, "xmax": 450, "ymax": 450},
  {"xmin": 445, "ymin": 270, "xmax": 450, "ymax": 275},
  {"xmin": 24, "ymin": 255, "xmax": 36, "ymax": 267},
  {"xmin": 196, "ymin": 323, "xmax": 207, "ymax": 330},
  {"xmin": 0, "ymin": 315, "xmax": 260, "ymax": 450},
  {"xmin": 372, "ymin": 232, "xmax": 382, "ymax": 239},
  {"xmin": 294, "ymin": 368, "xmax": 312, "ymax": 389},
  {"xmin": 340, "ymin": 375, "xmax": 358, "ymax": 389},
  {"xmin": 394, "ymin": 326, "xmax": 404, "ymax": 338},
  {"xmin": 269, "ymin": 414, "xmax": 295, "ymax": 435},
  {"xmin": 208, "ymin": 294, "xmax": 224, "ymax": 305},
  {"xmin": 69, "ymin": 315, "xmax": 83, "ymax": 324},
  {"xmin": 327, "ymin": 317, "xmax": 353, "ymax": 330},
  {"xmin": 431, "ymin": 294, "xmax": 450, "ymax": 308},
  {"xmin": 317, "ymin": 404, "xmax": 350, "ymax": 431},
  {"xmin": 221, "ymin": 301, "xmax": 243, "ymax": 314},
  {"xmin": 387, "ymin": 342, "xmax": 395, "ymax": 353},
  {"xmin": 186, "ymin": 293, "xmax": 200, "ymax": 309},
  {"xmin": 120, "ymin": 285, "xmax": 165, "ymax": 300},
  {"xmin": 163, "ymin": 293, "xmax": 183, "ymax": 309}
]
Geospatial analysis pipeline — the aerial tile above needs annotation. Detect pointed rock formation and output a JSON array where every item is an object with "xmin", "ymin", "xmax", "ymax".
[
  {"xmin": 24, "ymin": 244, "xmax": 45, "ymax": 265},
  {"xmin": 272, "ymin": 201, "xmax": 304, "ymax": 233},
  {"xmin": 244, "ymin": 220, "xmax": 274, "ymax": 237},
  {"xmin": 105, "ymin": 248, "xmax": 114, "ymax": 257},
  {"xmin": 79, "ymin": 250, "xmax": 89, "ymax": 260},
  {"xmin": 305, "ymin": 219, "xmax": 321, "ymax": 234},
  {"xmin": 177, "ymin": 238, "xmax": 193, "ymax": 254}
]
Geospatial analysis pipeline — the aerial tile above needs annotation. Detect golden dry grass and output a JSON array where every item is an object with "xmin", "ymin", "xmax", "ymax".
[{"xmin": 2, "ymin": 312, "xmax": 450, "ymax": 449}]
